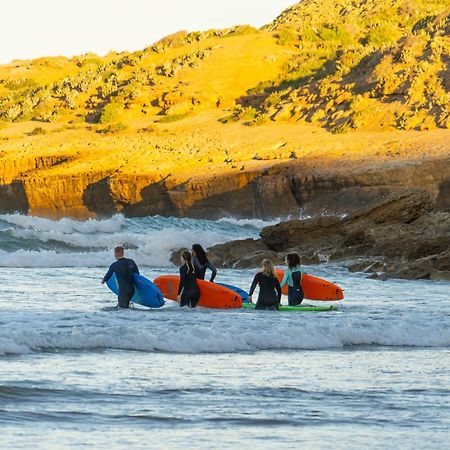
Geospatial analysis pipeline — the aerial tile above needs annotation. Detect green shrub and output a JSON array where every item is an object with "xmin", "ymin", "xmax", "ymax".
[
  {"xmin": 227, "ymin": 25, "xmax": 259, "ymax": 37},
  {"xmin": 29, "ymin": 127, "xmax": 47, "ymax": 135},
  {"xmin": 219, "ymin": 107, "xmax": 258, "ymax": 124},
  {"xmin": 363, "ymin": 23, "xmax": 402, "ymax": 47},
  {"xmin": 96, "ymin": 122, "xmax": 128, "ymax": 134},
  {"xmin": 275, "ymin": 27, "xmax": 298, "ymax": 46},
  {"xmin": 157, "ymin": 111, "xmax": 191, "ymax": 123},
  {"xmin": 99, "ymin": 101, "xmax": 124, "ymax": 124}
]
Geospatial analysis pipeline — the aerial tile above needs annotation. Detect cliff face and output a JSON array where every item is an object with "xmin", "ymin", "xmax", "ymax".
[{"xmin": 0, "ymin": 126, "xmax": 450, "ymax": 218}]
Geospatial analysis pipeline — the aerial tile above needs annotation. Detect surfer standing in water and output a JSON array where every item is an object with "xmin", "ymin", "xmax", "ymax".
[
  {"xmin": 249, "ymin": 259, "xmax": 282, "ymax": 310},
  {"xmin": 177, "ymin": 250, "xmax": 200, "ymax": 307},
  {"xmin": 191, "ymin": 244, "xmax": 217, "ymax": 282},
  {"xmin": 280, "ymin": 253, "xmax": 304, "ymax": 306},
  {"xmin": 101, "ymin": 246, "xmax": 139, "ymax": 309}
]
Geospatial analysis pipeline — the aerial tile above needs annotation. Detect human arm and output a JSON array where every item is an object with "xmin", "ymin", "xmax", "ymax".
[
  {"xmin": 101, "ymin": 264, "xmax": 114, "ymax": 284},
  {"xmin": 132, "ymin": 260, "xmax": 140, "ymax": 275},
  {"xmin": 248, "ymin": 274, "xmax": 259, "ymax": 297},
  {"xmin": 279, "ymin": 269, "xmax": 289, "ymax": 288},
  {"xmin": 275, "ymin": 278, "xmax": 282, "ymax": 303},
  {"xmin": 177, "ymin": 266, "xmax": 186, "ymax": 296},
  {"xmin": 207, "ymin": 260, "xmax": 217, "ymax": 282}
]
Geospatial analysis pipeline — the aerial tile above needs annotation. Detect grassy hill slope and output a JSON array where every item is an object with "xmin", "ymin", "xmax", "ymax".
[{"xmin": 0, "ymin": 0, "xmax": 448, "ymax": 132}]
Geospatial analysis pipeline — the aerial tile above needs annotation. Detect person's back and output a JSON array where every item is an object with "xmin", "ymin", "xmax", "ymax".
[
  {"xmin": 192, "ymin": 244, "xmax": 217, "ymax": 282},
  {"xmin": 178, "ymin": 250, "xmax": 200, "ymax": 307},
  {"xmin": 109, "ymin": 258, "xmax": 138, "ymax": 292},
  {"xmin": 249, "ymin": 260, "xmax": 281, "ymax": 310},
  {"xmin": 102, "ymin": 246, "xmax": 139, "ymax": 308},
  {"xmin": 280, "ymin": 253, "xmax": 304, "ymax": 306}
]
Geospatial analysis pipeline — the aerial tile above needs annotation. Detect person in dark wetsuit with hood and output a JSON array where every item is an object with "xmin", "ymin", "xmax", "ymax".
[
  {"xmin": 249, "ymin": 259, "xmax": 282, "ymax": 310},
  {"xmin": 101, "ymin": 246, "xmax": 139, "ymax": 309},
  {"xmin": 191, "ymin": 244, "xmax": 217, "ymax": 282},
  {"xmin": 177, "ymin": 250, "xmax": 200, "ymax": 307}
]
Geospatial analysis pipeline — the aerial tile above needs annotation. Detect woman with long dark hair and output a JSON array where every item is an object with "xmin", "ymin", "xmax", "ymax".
[
  {"xmin": 177, "ymin": 250, "xmax": 200, "ymax": 307},
  {"xmin": 280, "ymin": 253, "xmax": 304, "ymax": 306},
  {"xmin": 248, "ymin": 259, "xmax": 281, "ymax": 310},
  {"xmin": 191, "ymin": 244, "xmax": 217, "ymax": 282}
]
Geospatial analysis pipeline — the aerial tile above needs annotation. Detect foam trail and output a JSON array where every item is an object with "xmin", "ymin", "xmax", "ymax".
[{"xmin": 1, "ymin": 315, "xmax": 449, "ymax": 356}]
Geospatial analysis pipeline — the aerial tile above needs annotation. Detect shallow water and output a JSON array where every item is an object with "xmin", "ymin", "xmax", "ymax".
[{"xmin": 0, "ymin": 215, "xmax": 449, "ymax": 449}]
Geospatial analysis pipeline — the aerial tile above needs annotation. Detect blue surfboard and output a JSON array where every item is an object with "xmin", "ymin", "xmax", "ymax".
[
  {"xmin": 106, "ymin": 273, "xmax": 165, "ymax": 308},
  {"xmin": 217, "ymin": 283, "xmax": 250, "ymax": 303}
]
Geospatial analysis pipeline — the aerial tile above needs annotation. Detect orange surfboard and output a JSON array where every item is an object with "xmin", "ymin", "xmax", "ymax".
[
  {"xmin": 275, "ymin": 269, "xmax": 344, "ymax": 301},
  {"xmin": 153, "ymin": 275, "xmax": 243, "ymax": 309}
]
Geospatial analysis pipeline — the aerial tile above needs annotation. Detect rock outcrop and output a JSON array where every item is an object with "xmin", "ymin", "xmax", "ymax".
[{"xmin": 205, "ymin": 189, "xmax": 450, "ymax": 280}]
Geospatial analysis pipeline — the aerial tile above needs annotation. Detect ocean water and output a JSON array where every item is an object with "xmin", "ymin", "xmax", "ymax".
[{"xmin": 0, "ymin": 214, "xmax": 449, "ymax": 449}]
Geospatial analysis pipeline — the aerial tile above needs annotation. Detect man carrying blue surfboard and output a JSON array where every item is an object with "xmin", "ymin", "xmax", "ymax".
[{"xmin": 101, "ymin": 246, "xmax": 140, "ymax": 308}]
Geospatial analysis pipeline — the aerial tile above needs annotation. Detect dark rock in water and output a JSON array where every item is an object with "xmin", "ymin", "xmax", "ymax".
[
  {"xmin": 430, "ymin": 270, "xmax": 450, "ymax": 281},
  {"xmin": 348, "ymin": 190, "xmax": 433, "ymax": 225},
  {"xmin": 230, "ymin": 251, "xmax": 281, "ymax": 269},
  {"xmin": 256, "ymin": 189, "xmax": 450, "ymax": 280},
  {"xmin": 169, "ymin": 187, "xmax": 448, "ymax": 281},
  {"xmin": 384, "ymin": 251, "xmax": 450, "ymax": 280},
  {"xmin": 261, "ymin": 216, "xmax": 343, "ymax": 252},
  {"xmin": 170, "ymin": 247, "xmax": 190, "ymax": 266},
  {"xmin": 207, "ymin": 239, "xmax": 280, "ymax": 269}
]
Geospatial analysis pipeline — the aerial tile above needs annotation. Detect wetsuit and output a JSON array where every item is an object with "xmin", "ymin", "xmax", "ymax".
[
  {"xmin": 280, "ymin": 267, "xmax": 304, "ymax": 306},
  {"xmin": 178, "ymin": 265, "xmax": 200, "ymax": 307},
  {"xmin": 193, "ymin": 255, "xmax": 217, "ymax": 282},
  {"xmin": 103, "ymin": 258, "xmax": 139, "ymax": 308},
  {"xmin": 249, "ymin": 272, "xmax": 282, "ymax": 310}
]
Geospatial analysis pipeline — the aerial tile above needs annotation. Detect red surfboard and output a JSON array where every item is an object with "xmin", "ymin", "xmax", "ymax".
[
  {"xmin": 154, "ymin": 275, "xmax": 243, "ymax": 309},
  {"xmin": 275, "ymin": 269, "xmax": 344, "ymax": 301}
]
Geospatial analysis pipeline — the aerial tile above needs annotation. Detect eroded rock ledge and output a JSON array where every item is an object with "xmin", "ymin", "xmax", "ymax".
[{"xmin": 204, "ymin": 190, "xmax": 450, "ymax": 281}]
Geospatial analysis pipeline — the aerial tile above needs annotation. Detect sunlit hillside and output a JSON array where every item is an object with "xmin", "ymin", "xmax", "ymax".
[{"xmin": 0, "ymin": 0, "xmax": 448, "ymax": 132}]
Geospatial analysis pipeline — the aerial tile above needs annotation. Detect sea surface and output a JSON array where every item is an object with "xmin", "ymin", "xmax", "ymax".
[{"xmin": 0, "ymin": 214, "xmax": 449, "ymax": 449}]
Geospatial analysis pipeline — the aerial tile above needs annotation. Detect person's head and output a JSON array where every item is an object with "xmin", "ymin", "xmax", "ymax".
[
  {"xmin": 191, "ymin": 244, "xmax": 207, "ymax": 265},
  {"xmin": 285, "ymin": 253, "xmax": 301, "ymax": 268},
  {"xmin": 261, "ymin": 259, "xmax": 276, "ymax": 277},
  {"xmin": 181, "ymin": 250, "xmax": 195, "ymax": 272},
  {"xmin": 114, "ymin": 246, "xmax": 125, "ymax": 259}
]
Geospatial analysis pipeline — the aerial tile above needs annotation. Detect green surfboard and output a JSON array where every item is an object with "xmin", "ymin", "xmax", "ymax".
[{"xmin": 242, "ymin": 303, "xmax": 337, "ymax": 312}]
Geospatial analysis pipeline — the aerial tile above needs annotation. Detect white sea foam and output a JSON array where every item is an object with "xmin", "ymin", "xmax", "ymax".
[
  {"xmin": 0, "ymin": 213, "xmax": 126, "ymax": 234},
  {"xmin": 1, "ymin": 314, "xmax": 449, "ymax": 356},
  {"xmin": 0, "ymin": 213, "xmax": 262, "ymax": 267},
  {"xmin": 217, "ymin": 217, "xmax": 280, "ymax": 228}
]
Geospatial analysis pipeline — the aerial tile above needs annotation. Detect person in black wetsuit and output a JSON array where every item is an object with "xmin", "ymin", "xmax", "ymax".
[
  {"xmin": 101, "ymin": 246, "xmax": 139, "ymax": 309},
  {"xmin": 177, "ymin": 250, "xmax": 200, "ymax": 308},
  {"xmin": 280, "ymin": 253, "xmax": 304, "ymax": 306},
  {"xmin": 191, "ymin": 244, "xmax": 217, "ymax": 282},
  {"xmin": 249, "ymin": 259, "xmax": 282, "ymax": 310}
]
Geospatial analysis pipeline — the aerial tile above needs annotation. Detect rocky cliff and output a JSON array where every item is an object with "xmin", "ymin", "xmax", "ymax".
[{"xmin": 205, "ymin": 189, "xmax": 450, "ymax": 281}]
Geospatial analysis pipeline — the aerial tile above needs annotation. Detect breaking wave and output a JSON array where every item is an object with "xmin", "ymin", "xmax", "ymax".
[{"xmin": 0, "ymin": 213, "xmax": 271, "ymax": 268}]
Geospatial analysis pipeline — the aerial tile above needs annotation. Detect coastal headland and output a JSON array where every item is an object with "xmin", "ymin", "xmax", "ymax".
[{"xmin": 0, "ymin": 0, "xmax": 449, "ymax": 278}]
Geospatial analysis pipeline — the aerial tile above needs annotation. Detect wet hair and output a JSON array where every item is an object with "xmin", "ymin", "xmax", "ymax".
[
  {"xmin": 286, "ymin": 253, "xmax": 301, "ymax": 269},
  {"xmin": 262, "ymin": 259, "xmax": 276, "ymax": 278},
  {"xmin": 181, "ymin": 250, "xmax": 195, "ymax": 273},
  {"xmin": 192, "ymin": 244, "xmax": 208, "ymax": 265},
  {"xmin": 114, "ymin": 246, "xmax": 124, "ymax": 256}
]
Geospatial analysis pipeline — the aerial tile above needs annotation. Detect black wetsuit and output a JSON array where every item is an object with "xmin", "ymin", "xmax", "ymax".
[
  {"xmin": 193, "ymin": 256, "xmax": 217, "ymax": 282},
  {"xmin": 103, "ymin": 258, "xmax": 139, "ymax": 308},
  {"xmin": 288, "ymin": 270, "xmax": 304, "ymax": 306},
  {"xmin": 249, "ymin": 272, "xmax": 282, "ymax": 310},
  {"xmin": 178, "ymin": 264, "xmax": 200, "ymax": 307}
]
